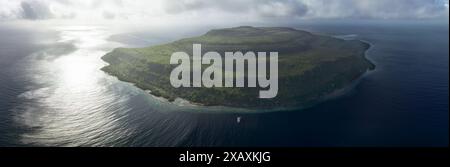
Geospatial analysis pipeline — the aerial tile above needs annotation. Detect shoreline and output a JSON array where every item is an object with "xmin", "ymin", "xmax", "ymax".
[
  {"xmin": 102, "ymin": 49, "xmax": 375, "ymax": 114},
  {"xmin": 100, "ymin": 27, "xmax": 376, "ymax": 113}
]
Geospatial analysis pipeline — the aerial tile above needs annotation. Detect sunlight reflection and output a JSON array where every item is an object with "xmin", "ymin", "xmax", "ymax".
[
  {"xmin": 15, "ymin": 25, "xmax": 134, "ymax": 146},
  {"xmin": 55, "ymin": 50, "xmax": 98, "ymax": 86}
]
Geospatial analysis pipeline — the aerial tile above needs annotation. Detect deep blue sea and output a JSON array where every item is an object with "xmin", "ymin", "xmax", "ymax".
[{"xmin": 0, "ymin": 21, "xmax": 448, "ymax": 146}]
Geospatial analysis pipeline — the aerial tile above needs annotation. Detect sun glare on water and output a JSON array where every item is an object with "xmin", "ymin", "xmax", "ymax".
[{"xmin": 14, "ymin": 25, "xmax": 135, "ymax": 146}]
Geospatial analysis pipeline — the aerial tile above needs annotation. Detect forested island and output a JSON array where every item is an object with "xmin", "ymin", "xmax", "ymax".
[{"xmin": 101, "ymin": 26, "xmax": 375, "ymax": 108}]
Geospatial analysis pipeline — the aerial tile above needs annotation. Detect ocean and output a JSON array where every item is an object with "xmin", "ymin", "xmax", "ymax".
[{"xmin": 0, "ymin": 21, "xmax": 448, "ymax": 146}]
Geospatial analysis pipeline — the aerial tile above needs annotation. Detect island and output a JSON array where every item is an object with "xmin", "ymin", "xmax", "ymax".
[{"xmin": 101, "ymin": 26, "xmax": 375, "ymax": 108}]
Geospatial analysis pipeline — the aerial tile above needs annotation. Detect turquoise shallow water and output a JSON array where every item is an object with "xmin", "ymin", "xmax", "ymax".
[{"xmin": 0, "ymin": 21, "xmax": 448, "ymax": 146}]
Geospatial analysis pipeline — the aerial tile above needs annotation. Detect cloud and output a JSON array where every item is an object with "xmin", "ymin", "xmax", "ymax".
[
  {"xmin": 301, "ymin": 0, "xmax": 449, "ymax": 19},
  {"xmin": 255, "ymin": 0, "xmax": 308, "ymax": 17},
  {"xmin": 102, "ymin": 11, "xmax": 116, "ymax": 20},
  {"xmin": 20, "ymin": 0, "xmax": 53, "ymax": 20},
  {"xmin": 0, "ymin": 0, "xmax": 448, "ymax": 21},
  {"xmin": 161, "ymin": 0, "xmax": 308, "ymax": 18}
]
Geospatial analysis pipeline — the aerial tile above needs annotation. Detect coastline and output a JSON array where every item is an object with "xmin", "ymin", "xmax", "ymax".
[{"xmin": 100, "ymin": 27, "xmax": 376, "ymax": 112}]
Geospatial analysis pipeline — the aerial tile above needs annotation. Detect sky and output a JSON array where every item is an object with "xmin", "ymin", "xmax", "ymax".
[{"xmin": 0, "ymin": 0, "xmax": 449, "ymax": 27}]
